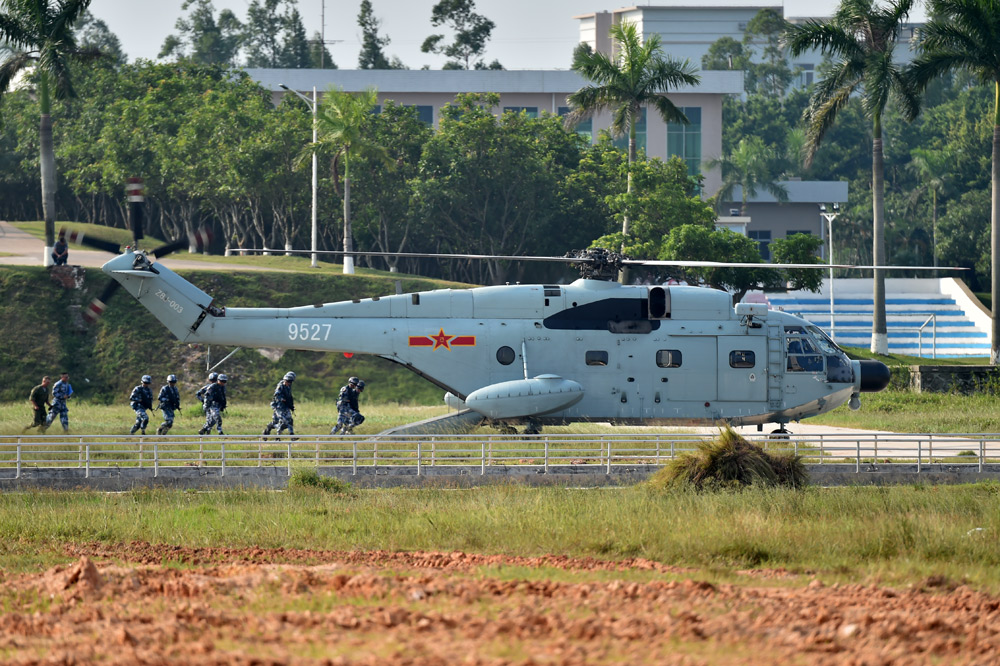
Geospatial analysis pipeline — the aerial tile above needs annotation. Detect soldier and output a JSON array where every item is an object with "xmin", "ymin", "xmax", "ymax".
[
  {"xmin": 198, "ymin": 373, "xmax": 227, "ymax": 435},
  {"xmin": 262, "ymin": 371, "xmax": 296, "ymax": 438},
  {"xmin": 196, "ymin": 372, "xmax": 218, "ymax": 415},
  {"xmin": 331, "ymin": 376, "xmax": 365, "ymax": 435},
  {"xmin": 156, "ymin": 374, "xmax": 181, "ymax": 435},
  {"xmin": 45, "ymin": 372, "xmax": 73, "ymax": 433},
  {"xmin": 129, "ymin": 375, "xmax": 154, "ymax": 435},
  {"xmin": 23, "ymin": 375, "xmax": 51, "ymax": 432}
]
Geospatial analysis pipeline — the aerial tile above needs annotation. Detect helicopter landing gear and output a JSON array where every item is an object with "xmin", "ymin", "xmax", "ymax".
[
  {"xmin": 769, "ymin": 425, "xmax": 791, "ymax": 440},
  {"xmin": 523, "ymin": 419, "xmax": 542, "ymax": 436}
]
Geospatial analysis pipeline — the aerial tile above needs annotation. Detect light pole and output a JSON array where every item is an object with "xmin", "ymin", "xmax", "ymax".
[
  {"xmin": 280, "ymin": 84, "xmax": 319, "ymax": 268},
  {"xmin": 820, "ymin": 203, "xmax": 840, "ymax": 341}
]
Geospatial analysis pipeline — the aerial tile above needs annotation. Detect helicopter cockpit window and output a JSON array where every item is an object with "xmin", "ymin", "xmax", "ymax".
[
  {"xmin": 496, "ymin": 346, "xmax": 516, "ymax": 365},
  {"xmin": 586, "ymin": 350, "xmax": 609, "ymax": 366},
  {"xmin": 729, "ymin": 350, "xmax": 755, "ymax": 368},
  {"xmin": 786, "ymin": 336, "xmax": 823, "ymax": 372},
  {"xmin": 806, "ymin": 325, "xmax": 842, "ymax": 354},
  {"xmin": 656, "ymin": 350, "xmax": 682, "ymax": 368}
]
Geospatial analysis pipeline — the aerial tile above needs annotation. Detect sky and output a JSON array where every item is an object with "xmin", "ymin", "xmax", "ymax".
[{"xmin": 85, "ymin": 1, "xmax": 925, "ymax": 71}]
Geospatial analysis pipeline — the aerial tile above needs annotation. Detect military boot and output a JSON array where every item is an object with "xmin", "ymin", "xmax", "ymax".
[{"xmin": 129, "ymin": 425, "xmax": 138, "ymax": 435}]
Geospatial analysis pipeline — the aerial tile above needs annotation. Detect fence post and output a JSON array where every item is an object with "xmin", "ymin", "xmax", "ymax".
[
  {"xmin": 85, "ymin": 443, "xmax": 90, "ymax": 478},
  {"xmin": 481, "ymin": 442, "xmax": 486, "ymax": 476},
  {"xmin": 544, "ymin": 437, "xmax": 549, "ymax": 474},
  {"xmin": 431, "ymin": 437, "xmax": 436, "ymax": 466},
  {"xmin": 819, "ymin": 434, "xmax": 824, "ymax": 465},
  {"xmin": 288, "ymin": 441, "xmax": 292, "ymax": 476},
  {"xmin": 856, "ymin": 440, "xmax": 860, "ymax": 473},
  {"xmin": 16, "ymin": 443, "xmax": 21, "ymax": 479},
  {"xmin": 917, "ymin": 439, "xmax": 921, "ymax": 474},
  {"xmin": 352, "ymin": 441, "xmax": 357, "ymax": 476},
  {"xmin": 606, "ymin": 440, "xmax": 611, "ymax": 474},
  {"xmin": 417, "ymin": 441, "xmax": 422, "ymax": 477},
  {"xmin": 980, "ymin": 439, "xmax": 985, "ymax": 474},
  {"xmin": 221, "ymin": 442, "xmax": 226, "ymax": 477},
  {"xmin": 154, "ymin": 443, "xmax": 159, "ymax": 478},
  {"xmin": 656, "ymin": 436, "xmax": 661, "ymax": 463}
]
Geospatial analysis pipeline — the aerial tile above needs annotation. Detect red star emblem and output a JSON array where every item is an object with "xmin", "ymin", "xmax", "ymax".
[{"xmin": 430, "ymin": 328, "xmax": 453, "ymax": 350}]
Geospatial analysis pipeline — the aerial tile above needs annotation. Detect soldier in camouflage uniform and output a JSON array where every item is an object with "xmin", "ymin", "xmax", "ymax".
[
  {"xmin": 156, "ymin": 374, "xmax": 181, "ymax": 435},
  {"xmin": 23, "ymin": 375, "xmax": 51, "ymax": 432},
  {"xmin": 198, "ymin": 374, "xmax": 227, "ymax": 435},
  {"xmin": 45, "ymin": 372, "xmax": 73, "ymax": 433},
  {"xmin": 262, "ymin": 371, "xmax": 296, "ymax": 438},
  {"xmin": 129, "ymin": 375, "xmax": 154, "ymax": 435},
  {"xmin": 196, "ymin": 372, "xmax": 218, "ymax": 415},
  {"xmin": 331, "ymin": 376, "xmax": 365, "ymax": 435}
]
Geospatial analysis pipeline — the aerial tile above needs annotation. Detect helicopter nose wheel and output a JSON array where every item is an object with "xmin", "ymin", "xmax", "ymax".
[{"xmin": 769, "ymin": 426, "xmax": 791, "ymax": 440}]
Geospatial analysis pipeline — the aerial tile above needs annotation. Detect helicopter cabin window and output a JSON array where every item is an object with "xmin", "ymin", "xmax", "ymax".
[
  {"xmin": 586, "ymin": 351, "xmax": 609, "ymax": 366},
  {"xmin": 496, "ymin": 346, "xmax": 516, "ymax": 365},
  {"xmin": 786, "ymin": 336, "xmax": 824, "ymax": 372},
  {"xmin": 656, "ymin": 350, "xmax": 682, "ymax": 368},
  {"xmin": 729, "ymin": 350, "xmax": 755, "ymax": 368}
]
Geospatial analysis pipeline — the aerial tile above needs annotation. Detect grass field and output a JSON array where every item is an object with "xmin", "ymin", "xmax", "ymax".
[{"xmin": 2, "ymin": 483, "xmax": 1000, "ymax": 590}]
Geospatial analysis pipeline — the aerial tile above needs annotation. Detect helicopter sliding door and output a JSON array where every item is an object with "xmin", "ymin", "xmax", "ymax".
[{"xmin": 661, "ymin": 336, "xmax": 718, "ymax": 404}]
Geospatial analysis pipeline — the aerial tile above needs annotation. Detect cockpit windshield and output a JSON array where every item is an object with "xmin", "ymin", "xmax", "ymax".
[{"xmin": 806, "ymin": 325, "xmax": 842, "ymax": 355}]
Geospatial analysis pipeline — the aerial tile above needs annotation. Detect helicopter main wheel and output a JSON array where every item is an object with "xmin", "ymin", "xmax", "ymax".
[
  {"xmin": 523, "ymin": 420, "xmax": 542, "ymax": 436},
  {"xmin": 494, "ymin": 424, "xmax": 518, "ymax": 436},
  {"xmin": 769, "ymin": 426, "xmax": 791, "ymax": 440}
]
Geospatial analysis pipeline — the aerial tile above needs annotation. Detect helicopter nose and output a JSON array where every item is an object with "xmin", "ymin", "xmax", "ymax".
[{"xmin": 858, "ymin": 359, "xmax": 891, "ymax": 392}]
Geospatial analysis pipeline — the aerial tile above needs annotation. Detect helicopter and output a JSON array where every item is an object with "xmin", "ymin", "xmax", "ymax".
[{"xmin": 81, "ymin": 231, "xmax": 901, "ymax": 435}]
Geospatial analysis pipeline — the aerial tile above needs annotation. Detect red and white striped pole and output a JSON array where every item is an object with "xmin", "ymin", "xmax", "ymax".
[{"xmin": 126, "ymin": 177, "xmax": 144, "ymax": 243}]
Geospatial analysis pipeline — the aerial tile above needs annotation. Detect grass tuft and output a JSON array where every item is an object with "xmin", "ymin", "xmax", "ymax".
[
  {"xmin": 287, "ymin": 469, "xmax": 355, "ymax": 495},
  {"xmin": 649, "ymin": 426, "xmax": 807, "ymax": 490}
]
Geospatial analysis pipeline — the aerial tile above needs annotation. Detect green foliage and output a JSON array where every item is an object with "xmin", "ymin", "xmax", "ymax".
[
  {"xmin": 420, "ymin": 0, "xmax": 497, "ymax": 70},
  {"xmin": 649, "ymin": 427, "xmax": 808, "ymax": 491},
  {"xmin": 158, "ymin": 0, "xmax": 243, "ymax": 66},
  {"xmin": 288, "ymin": 469, "xmax": 355, "ymax": 494},
  {"xmin": 243, "ymin": 0, "xmax": 311, "ymax": 68}
]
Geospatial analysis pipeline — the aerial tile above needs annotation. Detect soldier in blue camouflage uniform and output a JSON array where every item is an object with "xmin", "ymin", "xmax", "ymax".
[
  {"xmin": 262, "ymin": 371, "xmax": 296, "ymax": 438},
  {"xmin": 45, "ymin": 372, "xmax": 73, "ymax": 433},
  {"xmin": 196, "ymin": 372, "xmax": 218, "ymax": 415},
  {"xmin": 156, "ymin": 374, "xmax": 181, "ymax": 435},
  {"xmin": 198, "ymin": 374, "xmax": 228, "ymax": 435},
  {"xmin": 129, "ymin": 375, "xmax": 154, "ymax": 435},
  {"xmin": 331, "ymin": 376, "xmax": 365, "ymax": 435}
]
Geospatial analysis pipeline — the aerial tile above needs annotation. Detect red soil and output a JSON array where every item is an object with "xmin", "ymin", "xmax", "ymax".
[{"xmin": 0, "ymin": 542, "xmax": 997, "ymax": 665}]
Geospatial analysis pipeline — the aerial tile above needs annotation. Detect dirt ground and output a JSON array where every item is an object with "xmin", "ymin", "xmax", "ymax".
[{"xmin": 1, "ymin": 542, "xmax": 998, "ymax": 665}]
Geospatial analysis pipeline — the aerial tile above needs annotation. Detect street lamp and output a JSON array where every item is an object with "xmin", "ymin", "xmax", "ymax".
[
  {"xmin": 820, "ymin": 203, "xmax": 840, "ymax": 341},
  {"xmin": 279, "ymin": 84, "xmax": 319, "ymax": 269}
]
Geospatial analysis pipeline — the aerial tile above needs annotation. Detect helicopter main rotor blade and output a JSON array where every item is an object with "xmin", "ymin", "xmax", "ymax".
[
  {"xmin": 150, "ymin": 229, "xmax": 213, "ymax": 260},
  {"xmin": 61, "ymin": 228, "xmax": 123, "ymax": 255},
  {"xmin": 233, "ymin": 246, "xmax": 967, "ymax": 272},
  {"xmin": 83, "ymin": 281, "xmax": 120, "ymax": 324}
]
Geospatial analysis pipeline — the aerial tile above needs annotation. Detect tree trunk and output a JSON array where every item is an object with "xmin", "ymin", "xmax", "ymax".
[
  {"xmin": 39, "ymin": 74, "xmax": 57, "ymax": 266},
  {"xmin": 871, "ymin": 123, "xmax": 888, "ymax": 355},
  {"xmin": 619, "ymin": 111, "xmax": 638, "ymax": 284},
  {"xmin": 991, "ymin": 85, "xmax": 1000, "ymax": 364},
  {"xmin": 343, "ymin": 151, "xmax": 355, "ymax": 274}
]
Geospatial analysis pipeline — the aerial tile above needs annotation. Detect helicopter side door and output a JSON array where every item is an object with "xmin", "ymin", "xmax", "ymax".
[{"xmin": 717, "ymin": 335, "xmax": 768, "ymax": 402}]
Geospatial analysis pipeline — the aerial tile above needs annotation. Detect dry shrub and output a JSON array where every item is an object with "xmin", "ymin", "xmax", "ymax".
[{"xmin": 650, "ymin": 427, "xmax": 808, "ymax": 490}]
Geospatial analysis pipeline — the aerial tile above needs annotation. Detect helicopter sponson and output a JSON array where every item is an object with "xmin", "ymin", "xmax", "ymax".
[{"xmin": 98, "ymin": 248, "xmax": 890, "ymax": 430}]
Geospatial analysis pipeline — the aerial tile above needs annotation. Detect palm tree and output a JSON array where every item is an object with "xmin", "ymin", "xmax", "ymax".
[
  {"xmin": 908, "ymin": 147, "xmax": 954, "ymax": 270},
  {"xmin": 309, "ymin": 86, "xmax": 388, "ymax": 274},
  {"xmin": 909, "ymin": 0, "xmax": 1000, "ymax": 365},
  {"xmin": 707, "ymin": 136, "xmax": 789, "ymax": 216},
  {"xmin": 786, "ymin": 0, "xmax": 920, "ymax": 355},
  {"xmin": 568, "ymin": 21, "xmax": 699, "ymax": 281},
  {"xmin": 0, "ymin": 0, "xmax": 95, "ymax": 265}
]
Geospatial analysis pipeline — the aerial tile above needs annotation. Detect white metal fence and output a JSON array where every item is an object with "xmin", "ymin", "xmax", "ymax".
[{"xmin": 3, "ymin": 432, "xmax": 1000, "ymax": 478}]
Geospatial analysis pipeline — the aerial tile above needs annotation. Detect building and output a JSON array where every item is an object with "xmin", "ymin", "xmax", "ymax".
[
  {"xmin": 722, "ymin": 180, "xmax": 848, "ymax": 260},
  {"xmin": 577, "ymin": 4, "xmax": 922, "ymax": 90},
  {"xmin": 248, "ymin": 68, "xmax": 743, "ymax": 194}
]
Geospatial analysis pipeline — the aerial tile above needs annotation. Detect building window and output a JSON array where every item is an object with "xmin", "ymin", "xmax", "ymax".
[
  {"xmin": 797, "ymin": 63, "xmax": 815, "ymax": 87},
  {"xmin": 585, "ymin": 350, "xmax": 609, "ymax": 366},
  {"xmin": 613, "ymin": 107, "xmax": 646, "ymax": 154},
  {"xmin": 504, "ymin": 106, "xmax": 538, "ymax": 118},
  {"xmin": 729, "ymin": 350, "xmax": 756, "ymax": 368},
  {"xmin": 656, "ymin": 350, "xmax": 682, "ymax": 368},
  {"xmin": 748, "ymin": 230, "xmax": 771, "ymax": 261},
  {"xmin": 406, "ymin": 105, "xmax": 434, "ymax": 125},
  {"xmin": 667, "ymin": 106, "xmax": 701, "ymax": 177},
  {"xmin": 558, "ymin": 106, "xmax": 592, "ymax": 143}
]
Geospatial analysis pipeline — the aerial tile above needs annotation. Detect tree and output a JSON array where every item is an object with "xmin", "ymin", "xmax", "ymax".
[
  {"xmin": 358, "ymin": 0, "xmax": 402, "ymax": 69},
  {"xmin": 244, "ymin": 0, "xmax": 311, "ymax": 68},
  {"xmin": 662, "ymin": 225, "xmax": 823, "ymax": 304},
  {"xmin": 307, "ymin": 31, "xmax": 336, "ymax": 69},
  {"xmin": 706, "ymin": 136, "xmax": 789, "ymax": 214},
  {"xmin": 786, "ymin": 0, "xmax": 920, "ymax": 355},
  {"xmin": 568, "ymin": 21, "xmax": 699, "ymax": 281},
  {"xmin": 701, "ymin": 36, "xmax": 746, "ymax": 71},
  {"xmin": 311, "ymin": 86, "xmax": 387, "ymax": 274},
  {"xmin": 74, "ymin": 9, "xmax": 125, "ymax": 66},
  {"xmin": 743, "ymin": 8, "xmax": 794, "ymax": 96},
  {"xmin": 0, "ymin": 0, "xmax": 96, "ymax": 262},
  {"xmin": 158, "ymin": 0, "xmax": 243, "ymax": 66},
  {"xmin": 909, "ymin": 0, "xmax": 1000, "ymax": 363},
  {"xmin": 420, "ymin": 0, "xmax": 497, "ymax": 70},
  {"xmin": 907, "ymin": 147, "xmax": 954, "ymax": 269}
]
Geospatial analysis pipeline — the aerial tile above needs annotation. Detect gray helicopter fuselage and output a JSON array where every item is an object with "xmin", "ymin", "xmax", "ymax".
[{"xmin": 102, "ymin": 250, "xmax": 872, "ymax": 427}]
